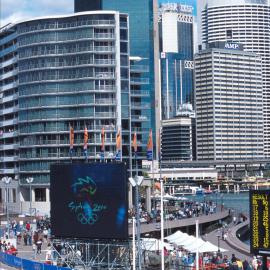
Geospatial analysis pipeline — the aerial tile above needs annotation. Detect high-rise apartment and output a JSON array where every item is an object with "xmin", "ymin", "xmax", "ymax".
[
  {"xmin": 200, "ymin": 0, "xmax": 270, "ymax": 157},
  {"xmin": 74, "ymin": 0, "xmax": 160, "ymax": 158},
  {"xmin": 195, "ymin": 42, "xmax": 264, "ymax": 161},
  {"xmin": 0, "ymin": 11, "xmax": 130, "ymax": 214}
]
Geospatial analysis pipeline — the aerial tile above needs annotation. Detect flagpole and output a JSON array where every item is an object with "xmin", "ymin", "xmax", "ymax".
[{"xmin": 159, "ymin": 126, "xmax": 165, "ymax": 270}]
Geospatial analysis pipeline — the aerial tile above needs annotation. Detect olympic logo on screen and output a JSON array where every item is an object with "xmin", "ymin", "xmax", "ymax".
[{"xmin": 68, "ymin": 176, "xmax": 107, "ymax": 225}]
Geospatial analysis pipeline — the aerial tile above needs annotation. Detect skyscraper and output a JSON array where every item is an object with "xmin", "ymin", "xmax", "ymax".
[
  {"xmin": 200, "ymin": 0, "xmax": 270, "ymax": 157},
  {"xmin": 158, "ymin": 3, "xmax": 194, "ymax": 120},
  {"xmin": 195, "ymin": 42, "xmax": 264, "ymax": 160},
  {"xmin": 0, "ymin": 11, "xmax": 130, "ymax": 214}
]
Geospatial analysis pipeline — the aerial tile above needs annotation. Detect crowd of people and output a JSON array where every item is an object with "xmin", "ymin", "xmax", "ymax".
[
  {"xmin": 166, "ymin": 248, "xmax": 266, "ymax": 270},
  {"xmin": 0, "ymin": 240, "xmax": 17, "ymax": 256},
  {"xmin": 128, "ymin": 199, "xmax": 219, "ymax": 224},
  {"xmin": 0, "ymin": 217, "xmax": 52, "ymax": 261}
]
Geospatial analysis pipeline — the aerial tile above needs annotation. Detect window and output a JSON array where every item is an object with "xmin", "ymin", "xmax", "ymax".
[
  {"xmin": 35, "ymin": 188, "xmax": 46, "ymax": 202},
  {"xmin": 12, "ymin": 189, "xmax": 16, "ymax": 203}
]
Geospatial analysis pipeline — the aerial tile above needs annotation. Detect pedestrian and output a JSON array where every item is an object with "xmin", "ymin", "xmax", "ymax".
[
  {"xmin": 36, "ymin": 239, "xmax": 42, "ymax": 254},
  {"xmin": 252, "ymin": 256, "xmax": 258, "ymax": 270},
  {"xmin": 32, "ymin": 243, "xmax": 37, "ymax": 259},
  {"xmin": 231, "ymin": 253, "xmax": 237, "ymax": 263},
  {"xmin": 23, "ymin": 231, "xmax": 28, "ymax": 246},
  {"xmin": 243, "ymin": 259, "xmax": 252, "ymax": 270},
  {"xmin": 233, "ymin": 216, "xmax": 237, "ymax": 225}
]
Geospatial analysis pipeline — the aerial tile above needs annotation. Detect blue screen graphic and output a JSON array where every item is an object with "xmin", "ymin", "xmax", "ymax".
[{"xmin": 50, "ymin": 163, "xmax": 128, "ymax": 239}]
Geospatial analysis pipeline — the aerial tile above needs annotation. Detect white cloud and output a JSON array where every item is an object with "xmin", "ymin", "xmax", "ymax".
[{"xmin": 1, "ymin": 0, "xmax": 74, "ymax": 27}]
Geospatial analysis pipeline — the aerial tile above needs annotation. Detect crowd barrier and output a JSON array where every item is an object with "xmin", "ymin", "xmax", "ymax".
[{"xmin": 0, "ymin": 252, "xmax": 72, "ymax": 270}]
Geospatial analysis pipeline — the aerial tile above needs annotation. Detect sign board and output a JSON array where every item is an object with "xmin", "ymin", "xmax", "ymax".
[
  {"xmin": 50, "ymin": 163, "xmax": 128, "ymax": 240},
  {"xmin": 224, "ymin": 43, "xmax": 240, "ymax": 50},
  {"xmin": 250, "ymin": 190, "xmax": 270, "ymax": 255}
]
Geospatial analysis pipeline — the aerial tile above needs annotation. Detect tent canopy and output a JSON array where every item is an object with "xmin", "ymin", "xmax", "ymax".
[
  {"xmin": 141, "ymin": 238, "xmax": 173, "ymax": 251},
  {"xmin": 165, "ymin": 230, "xmax": 227, "ymax": 253}
]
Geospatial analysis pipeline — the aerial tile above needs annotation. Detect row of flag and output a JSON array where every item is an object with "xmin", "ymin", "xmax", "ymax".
[{"xmin": 69, "ymin": 126, "xmax": 153, "ymax": 161}]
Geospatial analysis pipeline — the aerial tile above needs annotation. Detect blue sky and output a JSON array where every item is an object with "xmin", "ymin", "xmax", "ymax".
[
  {"xmin": 1, "ymin": 0, "xmax": 73, "ymax": 27},
  {"xmin": 1, "ymin": 0, "xmax": 197, "ymax": 27}
]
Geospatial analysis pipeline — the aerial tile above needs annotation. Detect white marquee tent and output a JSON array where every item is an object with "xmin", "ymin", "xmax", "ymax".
[{"xmin": 165, "ymin": 230, "xmax": 227, "ymax": 253}]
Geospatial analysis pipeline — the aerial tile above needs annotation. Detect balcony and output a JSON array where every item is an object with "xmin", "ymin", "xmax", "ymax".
[
  {"xmin": 0, "ymin": 144, "xmax": 19, "ymax": 151},
  {"xmin": 95, "ymin": 99, "xmax": 116, "ymax": 105},
  {"xmin": 0, "ymin": 119, "xmax": 18, "ymax": 127},
  {"xmin": 0, "ymin": 156, "xmax": 18, "ymax": 162},
  {"xmin": 0, "ymin": 106, "xmax": 19, "ymax": 115},
  {"xmin": 95, "ymin": 72, "xmax": 115, "ymax": 79},
  {"xmin": 130, "ymin": 78, "xmax": 149, "ymax": 85},
  {"xmin": 130, "ymin": 90, "xmax": 150, "ymax": 97},
  {"xmin": 94, "ymin": 59, "xmax": 115, "ymax": 65},
  {"xmin": 2, "ymin": 93, "xmax": 18, "ymax": 103},
  {"xmin": 131, "ymin": 102, "xmax": 150, "ymax": 109},
  {"xmin": 131, "ymin": 115, "xmax": 148, "ymax": 121},
  {"xmin": 130, "ymin": 65, "xmax": 149, "ymax": 73},
  {"xmin": 0, "ymin": 69, "xmax": 18, "ymax": 80},
  {"xmin": 95, "ymin": 112, "xmax": 116, "ymax": 118},
  {"xmin": 0, "ymin": 82, "xmax": 18, "ymax": 92},
  {"xmin": 0, "ymin": 168, "xmax": 18, "ymax": 174},
  {"xmin": 0, "ymin": 45, "xmax": 17, "ymax": 58},
  {"xmin": 0, "ymin": 57, "xmax": 18, "ymax": 68},
  {"xmin": 94, "ymin": 33, "xmax": 115, "ymax": 39},
  {"xmin": 0, "ymin": 131, "xmax": 18, "ymax": 139},
  {"xmin": 94, "ymin": 46, "xmax": 115, "ymax": 53},
  {"xmin": 94, "ymin": 85, "xmax": 116, "ymax": 92}
]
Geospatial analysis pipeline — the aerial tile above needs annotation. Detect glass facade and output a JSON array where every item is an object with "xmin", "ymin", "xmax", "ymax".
[
  {"xmin": 102, "ymin": 0, "xmax": 154, "ymax": 147},
  {"xmin": 74, "ymin": 0, "xmax": 102, "ymax": 12},
  {"xmin": 159, "ymin": 3, "xmax": 194, "ymax": 120},
  {"xmin": 73, "ymin": 0, "xmax": 155, "ymax": 151},
  {"xmin": 14, "ymin": 12, "xmax": 130, "ymax": 185},
  {"xmin": 160, "ymin": 53, "xmax": 194, "ymax": 119}
]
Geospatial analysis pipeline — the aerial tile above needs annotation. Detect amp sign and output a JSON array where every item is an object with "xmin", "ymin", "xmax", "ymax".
[{"xmin": 224, "ymin": 43, "xmax": 240, "ymax": 50}]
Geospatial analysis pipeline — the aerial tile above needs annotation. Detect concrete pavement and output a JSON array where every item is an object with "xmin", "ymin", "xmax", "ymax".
[{"xmin": 202, "ymin": 222, "xmax": 252, "ymax": 261}]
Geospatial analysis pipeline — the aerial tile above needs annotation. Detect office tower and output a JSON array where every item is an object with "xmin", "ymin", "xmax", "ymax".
[
  {"xmin": 74, "ymin": 0, "xmax": 160, "ymax": 158},
  {"xmin": 75, "ymin": 0, "xmax": 102, "ymax": 12},
  {"xmin": 0, "ymin": 11, "xmax": 130, "ymax": 214},
  {"xmin": 161, "ymin": 104, "xmax": 195, "ymax": 161},
  {"xmin": 159, "ymin": 3, "xmax": 194, "ymax": 120},
  {"xmin": 200, "ymin": 0, "xmax": 270, "ymax": 156},
  {"xmin": 195, "ymin": 42, "xmax": 264, "ymax": 161}
]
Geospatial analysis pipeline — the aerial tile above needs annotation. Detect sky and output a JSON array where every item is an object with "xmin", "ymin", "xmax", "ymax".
[
  {"xmin": 0, "ymin": 0, "xmax": 74, "ymax": 27},
  {"xmin": 1, "ymin": 0, "xmax": 197, "ymax": 27}
]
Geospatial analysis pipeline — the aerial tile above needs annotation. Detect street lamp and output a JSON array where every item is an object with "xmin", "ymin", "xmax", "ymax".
[
  {"xmin": 216, "ymin": 229, "xmax": 221, "ymax": 252},
  {"xmin": 1, "ymin": 176, "xmax": 12, "ymax": 238},
  {"xmin": 221, "ymin": 194, "xmax": 224, "ymax": 212},
  {"xmin": 26, "ymin": 177, "xmax": 34, "ymax": 217},
  {"xmin": 129, "ymin": 175, "xmax": 144, "ymax": 270}
]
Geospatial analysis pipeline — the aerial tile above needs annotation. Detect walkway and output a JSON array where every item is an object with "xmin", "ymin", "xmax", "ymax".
[
  {"xmin": 202, "ymin": 221, "xmax": 251, "ymax": 261},
  {"xmin": 129, "ymin": 210, "xmax": 230, "ymax": 235}
]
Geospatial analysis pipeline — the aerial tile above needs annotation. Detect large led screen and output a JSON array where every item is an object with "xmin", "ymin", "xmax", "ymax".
[
  {"xmin": 250, "ymin": 190, "xmax": 270, "ymax": 255},
  {"xmin": 50, "ymin": 163, "xmax": 128, "ymax": 239}
]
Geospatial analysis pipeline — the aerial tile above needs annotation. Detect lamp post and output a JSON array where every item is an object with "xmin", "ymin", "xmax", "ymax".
[
  {"xmin": 26, "ymin": 177, "xmax": 34, "ymax": 217},
  {"xmin": 216, "ymin": 229, "xmax": 221, "ymax": 252},
  {"xmin": 1, "ymin": 176, "xmax": 12, "ymax": 238},
  {"xmin": 221, "ymin": 194, "xmax": 224, "ymax": 212},
  {"xmin": 129, "ymin": 175, "xmax": 144, "ymax": 270}
]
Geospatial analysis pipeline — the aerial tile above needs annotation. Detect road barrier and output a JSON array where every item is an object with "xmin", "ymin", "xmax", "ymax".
[{"xmin": 0, "ymin": 252, "xmax": 72, "ymax": 270}]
